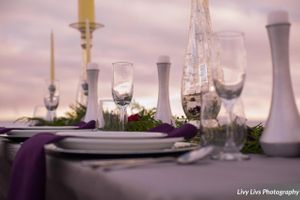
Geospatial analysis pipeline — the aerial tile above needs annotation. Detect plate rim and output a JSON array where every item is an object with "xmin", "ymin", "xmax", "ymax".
[
  {"xmin": 56, "ymin": 137, "xmax": 184, "ymax": 151},
  {"xmin": 4, "ymin": 125, "xmax": 78, "ymax": 130},
  {"xmin": 7, "ymin": 129, "xmax": 94, "ymax": 136},
  {"xmin": 59, "ymin": 137, "xmax": 183, "ymax": 144},
  {"xmin": 0, "ymin": 133, "xmax": 27, "ymax": 138},
  {"xmin": 44, "ymin": 143, "xmax": 196, "ymax": 156},
  {"xmin": 55, "ymin": 131, "xmax": 167, "ymax": 139}
]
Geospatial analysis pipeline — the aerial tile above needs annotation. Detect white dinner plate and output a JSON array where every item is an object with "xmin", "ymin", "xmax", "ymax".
[
  {"xmin": 45, "ymin": 142, "xmax": 196, "ymax": 158},
  {"xmin": 56, "ymin": 137, "xmax": 184, "ymax": 152},
  {"xmin": 0, "ymin": 134, "xmax": 31, "ymax": 142},
  {"xmin": 5, "ymin": 126, "xmax": 78, "ymax": 130},
  {"xmin": 56, "ymin": 131, "xmax": 167, "ymax": 139},
  {"xmin": 7, "ymin": 129, "xmax": 92, "ymax": 137}
]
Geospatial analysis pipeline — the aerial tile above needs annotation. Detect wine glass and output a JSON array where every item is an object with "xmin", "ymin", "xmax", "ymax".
[
  {"xmin": 44, "ymin": 80, "xmax": 59, "ymax": 122},
  {"xmin": 100, "ymin": 99, "xmax": 120, "ymax": 131},
  {"xmin": 211, "ymin": 31, "xmax": 249, "ymax": 161},
  {"xmin": 112, "ymin": 62, "xmax": 134, "ymax": 131},
  {"xmin": 33, "ymin": 105, "xmax": 47, "ymax": 119},
  {"xmin": 76, "ymin": 77, "xmax": 88, "ymax": 106},
  {"xmin": 201, "ymin": 94, "xmax": 247, "ymax": 155}
]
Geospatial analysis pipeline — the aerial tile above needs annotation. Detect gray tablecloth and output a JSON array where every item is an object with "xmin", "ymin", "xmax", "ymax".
[{"xmin": 1, "ymin": 139, "xmax": 300, "ymax": 200}]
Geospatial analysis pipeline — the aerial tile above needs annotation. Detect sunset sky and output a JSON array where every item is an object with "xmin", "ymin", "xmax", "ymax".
[{"xmin": 0, "ymin": 0, "xmax": 300, "ymax": 122}]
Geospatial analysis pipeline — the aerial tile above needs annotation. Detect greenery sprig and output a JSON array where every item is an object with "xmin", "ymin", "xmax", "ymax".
[
  {"xmin": 126, "ymin": 109, "xmax": 162, "ymax": 131},
  {"xmin": 17, "ymin": 104, "xmax": 86, "ymax": 126},
  {"xmin": 241, "ymin": 123, "xmax": 264, "ymax": 154},
  {"xmin": 17, "ymin": 103, "xmax": 264, "ymax": 154}
]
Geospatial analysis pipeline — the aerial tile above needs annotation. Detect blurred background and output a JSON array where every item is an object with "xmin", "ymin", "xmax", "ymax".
[{"xmin": 0, "ymin": 0, "xmax": 300, "ymax": 123}]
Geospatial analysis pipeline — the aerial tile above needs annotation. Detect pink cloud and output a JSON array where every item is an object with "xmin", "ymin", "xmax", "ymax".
[{"xmin": 1, "ymin": 0, "xmax": 300, "ymax": 121}]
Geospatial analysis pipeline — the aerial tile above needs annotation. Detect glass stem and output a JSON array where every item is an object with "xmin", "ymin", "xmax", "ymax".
[
  {"xmin": 120, "ymin": 106, "xmax": 127, "ymax": 131},
  {"xmin": 47, "ymin": 110, "xmax": 56, "ymax": 122},
  {"xmin": 223, "ymin": 99, "xmax": 238, "ymax": 152}
]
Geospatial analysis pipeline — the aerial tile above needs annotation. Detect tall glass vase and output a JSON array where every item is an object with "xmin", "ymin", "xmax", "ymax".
[{"xmin": 181, "ymin": 0, "xmax": 220, "ymax": 127}]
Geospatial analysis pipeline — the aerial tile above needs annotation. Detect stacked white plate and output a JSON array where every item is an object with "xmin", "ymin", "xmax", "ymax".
[
  {"xmin": 6, "ymin": 126, "xmax": 82, "ymax": 138},
  {"xmin": 55, "ymin": 131, "xmax": 184, "ymax": 152}
]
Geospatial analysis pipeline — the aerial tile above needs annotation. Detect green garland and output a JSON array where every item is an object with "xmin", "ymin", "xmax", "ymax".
[
  {"xmin": 17, "ymin": 104, "xmax": 86, "ymax": 126},
  {"xmin": 242, "ymin": 124, "xmax": 263, "ymax": 154},
  {"xmin": 18, "ymin": 104, "xmax": 264, "ymax": 154},
  {"xmin": 125, "ymin": 109, "xmax": 162, "ymax": 131}
]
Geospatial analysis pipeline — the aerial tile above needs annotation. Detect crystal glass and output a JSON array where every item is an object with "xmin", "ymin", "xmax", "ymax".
[
  {"xmin": 33, "ymin": 105, "xmax": 47, "ymax": 119},
  {"xmin": 211, "ymin": 31, "xmax": 249, "ymax": 161},
  {"xmin": 44, "ymin": 80, "xmax": 59, "ymax": 122},
  {"xmin": 201, "ymin": 94, "xmax": 247, "ymax": 155},
  {"xmin": 112, "ymin": 62, "xmax": 134, "ymax": 131},
  {"xmin": 70, "ymin": 21, "xmax": 104, "ymax": 106},
  {"xmin": 181, "ymin": 0, "xmax": 220, "ymax": 127},
  {"xmin": 100, "ymin": 99, "xmax": 120, "ymax": 131},
  {"xmin": 76, "ymin": 77, "xmax": 88, "ymax": 106}
]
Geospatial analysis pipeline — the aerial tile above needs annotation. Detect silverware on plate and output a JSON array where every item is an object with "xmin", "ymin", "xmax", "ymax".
[{"xmin": 82, "ymin": 145, "xmax": 215, "ymax": 171}]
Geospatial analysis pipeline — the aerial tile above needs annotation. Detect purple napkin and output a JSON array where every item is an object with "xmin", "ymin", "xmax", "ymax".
[
  {"xmin": 76, "ymin": 120, "xmax": 96, "ymax": 129},
  {"xmin": 6, "ymin": 120, "xmax": 95, "ymax": 200},
  {"xmin": 7, "ymin": 133, "xmax": 65, "ymax": 200},
  {"xmin": 149, "ymin": 123, "xmax": 175, "ymax": 133},
  {"xmin": 149, "ymin": 123, "xmax": 198, "ymax": 140}
]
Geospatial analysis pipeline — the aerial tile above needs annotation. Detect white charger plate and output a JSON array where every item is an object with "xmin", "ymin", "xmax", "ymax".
[
  {"xmin": 56, "ymin": 137, "xmax": 184, "ymax": 152},
  {"xmin": 56, "ymin": 131, "xmax": 167, "ymax": 139},
  {"xmin": 5, "ymin": 126, "xmax": 77, "ymax": 130},
  {"xmin": 7, "ymin": 129, "xmax": 92, "ymax": 137},
  {"xmin": 45, "ymin": 143, "xmax": 196, "ymax": 158}
]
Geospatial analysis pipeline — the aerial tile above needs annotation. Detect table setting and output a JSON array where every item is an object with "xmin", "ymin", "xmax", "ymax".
[{"xmin": 1, "ymin": 0, "xmax": 300, "ymax": 200}]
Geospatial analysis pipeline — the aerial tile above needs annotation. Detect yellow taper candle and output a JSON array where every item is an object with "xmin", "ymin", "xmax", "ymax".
[
  {"xmin": 50, "ymin": 31, "xmax": 55, "ymax": 82},
  {"xmin": 78, "ymin": 0, "xmax": 95, "ymax": 23},
  {"xmin": 85, "ymin": 19, "xmax": 91, "ymax": 63}
]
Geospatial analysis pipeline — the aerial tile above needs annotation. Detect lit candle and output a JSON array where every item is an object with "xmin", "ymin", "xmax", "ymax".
[
  {"xmin": 85, "ymin": 19, "xmax": 91, "ymax": 63},
  {"xmin": 50, "ymin": 30, "xmax": 55, "ymax": 82},
  {"xmin": 78, "ymin": 0, "xmax": 95, "ymax": 23}
]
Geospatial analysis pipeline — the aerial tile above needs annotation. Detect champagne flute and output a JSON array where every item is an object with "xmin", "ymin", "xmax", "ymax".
[
  {"xmin": 201, "ymin": 94, "xmax": 247, "ymax": 154},
  {"xmin": 112, "ymin": 62, "xmax": 134, "ymax": 131},
  {"xmin": 212, "ymin": 31, "xmax": 249, "ymax": 161},
  {"xmin": 44, "ymin": 80, "xmax": 59, "ymax": 122}
]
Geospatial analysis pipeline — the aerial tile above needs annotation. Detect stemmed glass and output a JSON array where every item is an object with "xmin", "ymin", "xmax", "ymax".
[
  {"xmin": 112, "ymin": 62, "xmax": 134, "ymax": 131},
  {"xmin": 212, "ymin": 31, "xmax": 249, "ymax": 161},
  {"xmin": 44, "ymin": 80, "xmax": 59, "ymax": 122}
]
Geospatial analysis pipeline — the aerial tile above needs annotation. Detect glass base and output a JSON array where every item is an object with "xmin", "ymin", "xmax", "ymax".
[{"xmin": 211, "ymin": 151, "xmax": 250, "ymax": 161}]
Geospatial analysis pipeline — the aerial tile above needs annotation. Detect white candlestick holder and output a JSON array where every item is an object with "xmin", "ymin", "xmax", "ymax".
[
  {"xmin": 260, "ymin": 11, "xmax": 300, "ymax": 157},
  {"xmin": 154, "ymin": 56, "xmax": 173, "ymax": 124}
]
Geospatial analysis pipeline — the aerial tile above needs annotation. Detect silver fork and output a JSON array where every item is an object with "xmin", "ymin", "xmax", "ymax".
[
  {"xmin": 82, "ymin": 146, "xmax": 214, "ymax": 171},
  {"xmin": 82, "ymin": 157, "xmax": 176, "ymax": 171}
]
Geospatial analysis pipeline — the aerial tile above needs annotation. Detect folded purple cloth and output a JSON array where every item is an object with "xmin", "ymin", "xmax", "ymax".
[
  {"xmin": 7, "ymin": 133, "xmax": 66, "ymax": 200},
  {"xmin": 149, "ymin": 123, "xmax": 175, "ymax": 133},
  {"xmin": 149, "ymin": 123, "xmax": 198, "ymax": 140},
  {"xmin": 76, "ymin": 120, "xmax": 96, "ymax": 129}
]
